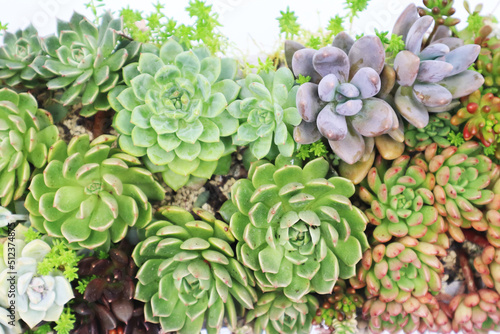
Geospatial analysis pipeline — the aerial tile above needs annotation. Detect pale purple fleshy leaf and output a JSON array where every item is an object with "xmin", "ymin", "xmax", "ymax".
[
  {"xmin": 392, "ymin": 3, "xmax": 420, "ymax": 42},
  {"xmin": 337, "ymin": 83, "xmax": 360, "ymax": 98},
  {"xmin": 350, "ymin": 67, "xmax": 381, "ymax": 98},
  {"xmin": 348, "ymin": 36, "xmax": 385, "ymax": 78},
  {"xmin": 394, "ymin": 50, "xmax": 420, "ymax": 86},
  {"xmin": 332, "ymin": 32, "xmax": 355, "ymax": 54},
  {"xmin": 438, "ymin": 70, "xmax": 485, "ymax": 99},
  {"xmin": 406, "ymin": 16, "xmax": 434, "ymax": 54},
  {"xmin": 316, "ymin": 104, "xmax": 348, "ymax": 141},
  {"xmin": 445, "ymin": 44, "xmax": 481, "ymax": 77},
  {"xmin": 312, "ymin": 46, "xmax": 350, "ymax": 82},
  {"xmin": 294, "ymin": 120, "xmax": 322, "ymax": 144},
  {"xmin": 292, "ymin": 48, "xmax": 322, "ymax": 83},
  {"xmin": 328, "ymin": 123, "xmax": 365, "ymax": 164},
  {"xmin": 350, "ymin": 98, "xmax": 396, "ymax": 137},
  {"xmin": 318, "ymin": 74, "xmax": 340, "ymax": 102},
  {"xmin": 336, "ymin": 99, "xmax": 363, "ymax": 116},
  {"xmin": 417, "ymin": 60, "xmax": 453, "ymax": 83},
  {"xmin": 296, "ymin": 82, "xmax": 322, "ymax": 122},
  {"xmin": 413, "ymin": 83, "xmax": 453, "ymax": 108},
  {"xmin": 394, "ymin": 85, "xmax": 429, "ymax": 128},
  {"xmin": 419, "ymin": 43, "xmax": 450, "ymax": 60}
]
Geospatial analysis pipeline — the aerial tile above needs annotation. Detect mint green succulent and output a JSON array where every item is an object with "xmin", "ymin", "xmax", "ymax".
[
  {"xmin": 110, "ymin": 39, "xmax": 241, "ymax": 190},
  {"xmin": 247, "ymin": 292, "xmax": 318, "ymax": 334},
  {"xmin": 0, "ymin": 88, "xmax": 59, "ymax": 207},
  {"xmin": 229, "ymin": 67, "xmax": 301, "ymax": 159},
  {"xmin": 133, "ymin": 206, "xmax": 256, "ymax": 334},
  {"xmin": 41, "ymin": 12, "xmax": 140, "ymax": 116},
  {"xmin": 0, "ymin": 229, "xmax": 74, "ymax": 329},
  {"xmin": 24, "ymin": 134, "xmax": 165, "ymax": 250},
  {"xmin": 0, "ymin": 25, "xmax": 53, "ymax": 88},
  {"xmin": 220, "ymin": 156, "xmax": 369, "ymax": 303}
]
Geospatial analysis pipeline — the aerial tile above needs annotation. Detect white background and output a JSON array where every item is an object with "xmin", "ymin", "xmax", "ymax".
[{"xmin": 0, "ymin": 0, "xmax": 499, "ymax": 56}]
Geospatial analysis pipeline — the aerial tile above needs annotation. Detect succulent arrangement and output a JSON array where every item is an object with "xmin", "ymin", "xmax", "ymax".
[{"xmin": 0, "ymin": 0, "xmax": 499, "ymax": 333}]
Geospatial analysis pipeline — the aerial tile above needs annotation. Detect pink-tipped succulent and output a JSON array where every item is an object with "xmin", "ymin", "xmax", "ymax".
[
  {"xmin": 350, "ymin": 236, "xmax": 446, "ymax": 306},
  {"xmin": 287, "ymin": 33, "xmax": 399, "ymax": 164},
  {"xmin": 392, "ymin": 3, "xmax": 483, "ymax": 129},
  {"xmin": 411, "ymin": 142, "xmax": 498, "ymax": 242},
  {"xmin": 362, "ymin": 293, "xmax": 451, "ymax": 334},
  {"xmin": 358, "ymin": 155, "xmax": 446, "ymax": 244},
  {"xmin": 474, "ymin": 245, "xmax": 500, "ymax": 294},
  {"xmin": 450, "ymin": 249, "xmax": 500, "ymax": 333},
  {"xmin": 451, "ymin": 90, "xmax": 500, "ymax": 148}
]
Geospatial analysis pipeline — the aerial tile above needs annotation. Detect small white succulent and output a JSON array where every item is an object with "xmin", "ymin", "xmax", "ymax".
[{"xmin": 0, "ymin": 235, "xmax": 74, "ymax": 328}]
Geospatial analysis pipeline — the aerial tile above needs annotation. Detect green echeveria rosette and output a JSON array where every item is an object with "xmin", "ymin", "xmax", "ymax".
[
  {"xmin": 410, "ymin": 142, "xmax": 497, "ymax": 240},
  {"xmin": 0, "ymin": 88, "xmax": 59, "ymax": 207},
  {"xmin": 0, "ymin": 25, "xmax": 53, "ymax": 88},
  {"xmin": 350, "ymin": 236, "xmax": 445, "ymax": 307},
  {"xmin": 110, "ymin": 39, "xmax": 241, "ymax": 190},
  {"xmin": 404, "ymin": 112, "xmax": 458, "ymax": 151},
  {"xmin": 24, "ymin": 134, "xmax": 165, "ymax": 251},
  {"xmin": 358, "ymin": 155, "xmax": 445, "ymax": 244},
  {"xmin": 246, "ymin": 292, "xmax": 318, "ymax": 334},
  {"xmin": 0, "ymin": 229, "xmax": 74, "ymax": 329},
  {"xmin": 132, "ymin": 206, "xmax": 257, "ymax": 334},
  {"xmin": 219, "ymin": 156, "xmax": 370, "ymax": 303},
  {"xmin": 41, "ymin": 12, "xmax": 140, "ymax": 116},
  {"xmin": 229, "ymin": 67, "xmax": 302, "ymax": 159}
]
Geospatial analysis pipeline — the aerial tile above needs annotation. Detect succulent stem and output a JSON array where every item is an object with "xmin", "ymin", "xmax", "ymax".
[
  {"xmin": 462, "ymin": 229, "xmax": 490, "ymax": 248},
  {"xmin": 93, "ymin": 109, "xmax": 108, "ymax": 138},
  {"xmin": 459, "ymin": 247, "xmax": 477, "ymax": 293}
]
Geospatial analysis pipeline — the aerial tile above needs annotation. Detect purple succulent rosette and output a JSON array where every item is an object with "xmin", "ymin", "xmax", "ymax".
[
  {"xmin": 392, "ymin": 3, "xmax": 484, "ymax": 129},
  {"xmin": 288, "ymin": 34, "xmax": 399, "ymax": 164}
]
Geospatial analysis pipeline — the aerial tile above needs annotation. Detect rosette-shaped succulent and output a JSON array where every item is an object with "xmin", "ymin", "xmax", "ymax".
[
  {"xmin": 42, "ymin": 12, "xmax": 140, "ymax": 116},
  {"xmin": 0, "ymin": 25, "xmax": 53, "ymax": 88},
  {"xmin": 475, "ymin": 31, "xmax": 500, "ymax": 89},
  {"xmin": 482, "ymin": 179, "xmax": 500, "ymax": 247},
  {"xmin": 350, "ymin": 237, "xmax": 445, "ymax": 304},
  {"xmin": 451, "ymin": 90, "xmax": 500, "ymax": 148},
  {"xmin": 0, "ymin": 237, "xmax": 74, "ymax": 328},
  {"xmin": 25, "ymin": 134, "xmax": 164, "ymax": 250},
  {"xmin": 73, "ymin": 241, "xmax": 160, "ymax": 334},
  {"xmin": 247, "ymin": 292, "xmax": 318, "ymax": 334},
  {"xmin": 220, "ymin": 156, "xmax": 370, "ymax": 301},
  {"xmin": 392, "ymin": 3, "xmax": 483, "ymax": 128},
  {"xmin": 411, "ymin": 142, "xmax": 497, "ymax": 241},
  {"xmin": 110, "ymin": 39, "xmax": 240, "ymax": 190},
  {"xmin": 313, "ymin": 280, "xmax": 363, "ymax": 332},
  {"xmin": 362, "ymin": 293, "xmax": 450, "ymax": 334},
  {"xmin": 290, "ymin": 34, "xmax": 399, "ymax": 164},
  {"xmin": 418, "ymin": 0, "xmax": 460, "ymax": 27},
  {"xmin": 404, "ymin": 112, "xmax": 457, "ymax": 151},
  {"xmin": 0, "ymin": 88, "xmax": 59, "ymax": 207},
  {"xmin": 229, "ymin": 67, "xmax": 301, "ymax": 159},
  {"xmin": 475, "ymin": 245, "xmax": 500, "ymax": 293},
  {"xmin": 359, "ymin": 155, "xmax": 445, "ymax": 244},
  {"xmin": 132, "ymin": 206, "xmax": 256, "ymax": 334},
  {"xmin": 450, "ymin": 289, "xmax": 500, "ymax": 333}
]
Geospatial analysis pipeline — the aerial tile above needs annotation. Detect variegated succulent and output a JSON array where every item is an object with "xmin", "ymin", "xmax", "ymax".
[
  {"xmin": 404, "ymin": 112, "xmax": 458, "ymax": 151},
  {"xmin": 247, "ymin": 292, "xmax": 318, "ymax": 334},
  {"xmin": 110, "ymin": 39, "xmax": 240, "ymax": 190},
  {"xmin": 133, "ymin": 206, "xmax": 256, "ymax": 334},
  {"xmin": 0, "ymin": 88, "xmax": 59, "ymax": 207},
  {"xmin": 42, "ymin": 12, "xmax": 140, "ymax": 116},
  {"xmin": 288, "ymin": 33, "xmax": 400, "ymax": 164},
  {"xmin": 359, "ymin": 155, "xmax": 447, "ymax": 244},
  {"xmin": 451, "ymin": 90, "xmax": 500, "ymax": 148},
  {"xmin": 230, "ymin": 67, "xmax": 302, "ymax": 159},
  {"xmin": 220, "ymin": 156, "xmax": 369, "ymax": 302},
  {"xmin": 0, "ymin": 25, "xmax": 53, "ymax": 88},
  {"xmin": 392, "ymin": 3, "xmax": 483, "ymax": 129},
  {"xmin": 350, "ymin": 236, "xmax": 446, "ymax": 305},
  {"xmin": 25, "ymin": 134, "xmax": 164, "ymax": 250},
  {"xmin": 411, "ymin": 142, "xmax": 498, "ymax": 242}
]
